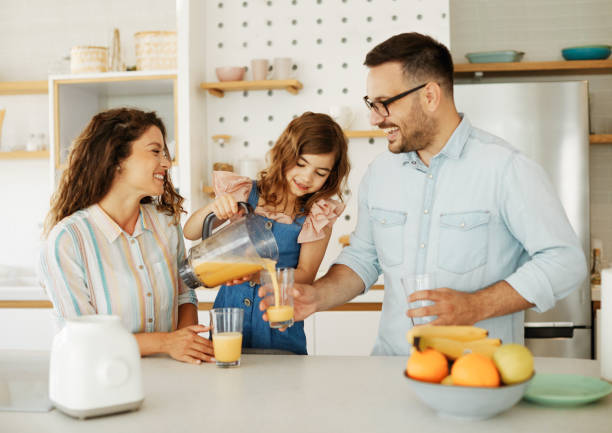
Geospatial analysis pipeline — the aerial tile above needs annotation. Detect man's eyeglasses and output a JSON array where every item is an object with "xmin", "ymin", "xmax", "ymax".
[{"xmin": 363, "ymin": 83, "xmax": 427, "ymax": 117}]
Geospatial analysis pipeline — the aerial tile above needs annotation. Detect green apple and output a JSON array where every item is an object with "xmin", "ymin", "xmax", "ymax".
[{"xmin": 492, "ymin": 344, "xmax": 534, "ymax": 385}]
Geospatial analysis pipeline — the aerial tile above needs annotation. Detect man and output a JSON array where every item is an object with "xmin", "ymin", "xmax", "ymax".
[{"xmin": 260, "ymin": 32, "xmax": 587, "ymax": 355}]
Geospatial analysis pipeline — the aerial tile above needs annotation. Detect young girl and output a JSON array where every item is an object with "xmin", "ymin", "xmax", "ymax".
[
  {"xmin": 184, "ymin": 112, "xmax": 350, "ymax": 354},
  {"xmin": 39, "ymin": 108, "xmax": 214, "ymax": 364}
]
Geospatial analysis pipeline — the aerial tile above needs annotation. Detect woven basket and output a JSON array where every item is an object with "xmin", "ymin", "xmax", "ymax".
[
  {"xmin": 70, "ymin": 46, "xmax": 108, "ymax": 74},
  {"xmin": 134, "ymin": 31, "xmax": 177, "ymax": 71}
]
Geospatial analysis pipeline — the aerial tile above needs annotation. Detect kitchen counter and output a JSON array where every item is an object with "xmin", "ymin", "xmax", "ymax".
[
  {"xmin": 1, "ymin": 351, "xmax": 610, "ymax": 433},
  {"xmin": 0, "ymin": 285, "xmax": 385, "ymax": 304}
]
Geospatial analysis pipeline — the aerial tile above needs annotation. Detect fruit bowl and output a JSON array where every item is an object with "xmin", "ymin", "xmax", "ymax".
[{"xmin": 404, "ymin": 371, "xmax": 533, "ymax": 420}]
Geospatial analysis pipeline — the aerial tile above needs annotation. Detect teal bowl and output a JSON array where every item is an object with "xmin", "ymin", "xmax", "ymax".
[{"xmin": 561, "ymin": 45, "xmax": 611, "ymax": 60}]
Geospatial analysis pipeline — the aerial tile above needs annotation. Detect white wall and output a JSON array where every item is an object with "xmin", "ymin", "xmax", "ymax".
[
  {"xmin": 0, "ymin": 0, "xmax": 176, "ymax": 272},
  {"xmin": 0, "ymin": 0, "xmax": 176, "ymax": 81},
  {"xmin": 202, "ymin": 0, "xmax": 449, "ymax": 276}
]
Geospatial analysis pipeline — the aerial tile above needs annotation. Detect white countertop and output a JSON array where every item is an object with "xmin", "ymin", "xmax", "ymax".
[{"xmin": 0, "ymin": 351, "xmax": 610, "ymax": 433}]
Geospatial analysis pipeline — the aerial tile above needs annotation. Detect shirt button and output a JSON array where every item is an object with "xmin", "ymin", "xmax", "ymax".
[
  {"xmin": 420, "ymin": 243, "xmax": 425, "ymax": 248},
  {"xmin": 460, "ymin": 222, "xmax": 466, "ymax": 228},
  {"xmin": 147, "ymin": 292, "xmax": 152, "ymax": 297},
  {"xmin": 428, "ymin": 174, "xmax": 433, "ymax": 179},
  {"xmin": 139, "ymin": 265, "xmax": 144, "ymax": 270},
  {"xmin": 424, "ymin": 209, "xmax": 429, "ymax": 214},
  {"xmin": 381, "ymin": 219, "xmax": 386, "ymax": 224},
  {"xmin": 265, "ymin": 221, "xmax": 273, "ymax": 230},
  {"xmin": 244, "ymin": 298, "xmax": 252, "ymax": 307}
]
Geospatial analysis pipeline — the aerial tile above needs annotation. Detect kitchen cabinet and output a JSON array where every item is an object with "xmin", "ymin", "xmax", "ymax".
[
  {"xmin": 48, "ymin": 71, "xmax": 178, "ymax": 182},
  {"xmin": 1, "ymin": 293, "xmax": 379, "ymax": 355},
  {"xmin": 313, "ymin": 310, "xmax": 380, "ymax": 356},
  {"xmin": 0, "ymin": 307, "xmax": 55, "ymax": 350}
]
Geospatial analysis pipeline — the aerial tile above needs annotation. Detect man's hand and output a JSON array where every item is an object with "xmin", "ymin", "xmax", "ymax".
[
  {"xmin": 407, "ymin": 287, "xmax": 480, "ymax": 325},
  {"xmin": 258, "ymin": 283, "xmax": 320, "ymax": 331},
  {"xmin": 407, "ymin": 280, "xmax": 534, "ymax": 326}
]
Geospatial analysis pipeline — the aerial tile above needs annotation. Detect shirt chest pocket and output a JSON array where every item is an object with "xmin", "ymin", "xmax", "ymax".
[
  {"xmin": 370, "ymin": 208, "xmax": 406, "ymax": 267},
  {"xmin": 438, "ymin": 211, "xmax": 490, "ymax": 274}
]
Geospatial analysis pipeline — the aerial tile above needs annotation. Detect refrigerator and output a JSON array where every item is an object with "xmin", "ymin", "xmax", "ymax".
[{"xmin": 454, "ymin": 81, "xmax": 591, "ymax": 359}]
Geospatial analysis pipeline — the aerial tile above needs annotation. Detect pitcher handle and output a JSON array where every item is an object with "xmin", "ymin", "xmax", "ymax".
[{"xmin": 201, "ymin": 201, "xmax": 253, "ymax": 240}]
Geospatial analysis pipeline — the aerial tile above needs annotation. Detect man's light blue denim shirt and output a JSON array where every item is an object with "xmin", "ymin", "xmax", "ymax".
[{"xmin": 335, "ymin": 115, "xmax": 587, "ymax": 355}]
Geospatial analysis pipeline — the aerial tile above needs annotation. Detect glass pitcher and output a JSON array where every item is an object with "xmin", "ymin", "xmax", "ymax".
[{"xmin": 179, "ymin": 202, "xmax": 279, "ymax": 288}]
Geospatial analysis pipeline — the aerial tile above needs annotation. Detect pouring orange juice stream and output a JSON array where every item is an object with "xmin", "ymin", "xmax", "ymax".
[
  {"xmin": 263, "ymin": 259, "xmax": 294, "ymax": 323},
  {"xmin": 194, "ymin": 259, "xmax": 293, "ymax": 322}
]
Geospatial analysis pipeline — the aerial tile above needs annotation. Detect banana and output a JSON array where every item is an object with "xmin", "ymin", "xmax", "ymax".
[
  {"xmin": 415, "ymin": 336, "xmax": 501, "ymax": 360},
  {"xmin": 406, "ymin": 325, "xmax": 488, "ymax": 344}
]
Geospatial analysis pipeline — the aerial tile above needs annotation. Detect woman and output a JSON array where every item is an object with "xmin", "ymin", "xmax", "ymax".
[{"xmin": 39, "ymin": 107, "xmax": 212, "ymax": 364}]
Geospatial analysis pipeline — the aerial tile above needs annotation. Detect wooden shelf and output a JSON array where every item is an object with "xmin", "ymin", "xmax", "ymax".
[
  {"xmin": 200, "ymin": 79, "xmax": 303, "ymax": 97},
  {"xmin": 590, "ymin": 134, "xmax": 612, "ymax": 144},
  {"xmin": 0, "ymin": 150, "xmax": 49, "ymax": 159},
  {"xmin": 0, "ymin": 80, "xmax": 48, "ymax": 95},
  {"xmin": 344, "ymin": 130, "xmax": 386, "ymax": 138},
  {"xmin": 454, "ymin": 59, "xmax": 612, "ymax": 75}
]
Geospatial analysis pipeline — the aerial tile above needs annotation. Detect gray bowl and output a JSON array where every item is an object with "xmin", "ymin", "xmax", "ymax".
[{"xmin": 404, "ymin": 371, "xmax": 533, "ymax": 420}]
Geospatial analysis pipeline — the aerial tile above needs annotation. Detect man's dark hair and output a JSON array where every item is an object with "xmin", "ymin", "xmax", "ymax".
[{"xmin": 364, "ymin": 32, "xmax": 454, "ymax": 94}]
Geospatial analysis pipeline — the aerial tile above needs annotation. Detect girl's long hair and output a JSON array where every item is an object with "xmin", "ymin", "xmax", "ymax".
[
  {"xmin": 44, "ymin": 108, "xmax": 184, "ymax": 235},
  {"xmin": 258, "ymin": 112, "xmax": 350, "ymax": 216}
]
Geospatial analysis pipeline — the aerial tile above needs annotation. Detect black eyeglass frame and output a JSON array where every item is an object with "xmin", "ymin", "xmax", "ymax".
[{"xmin": 363, "ymin": 83, "xmax": 427, "ymax": 117}]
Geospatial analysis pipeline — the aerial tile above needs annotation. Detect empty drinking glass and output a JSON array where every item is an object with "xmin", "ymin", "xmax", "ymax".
[{"xmin": 401, "ymin": 273, "xmax": 436, "ymax": 326}]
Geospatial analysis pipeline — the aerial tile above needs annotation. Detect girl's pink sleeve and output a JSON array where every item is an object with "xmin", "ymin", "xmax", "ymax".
[
  {"xmin": 212, "ymin": 171, "xmax": 252, "ymax": 202},
  {"xmin": 297, "ymin": 199, "xmax": 346, "ymax": 243}
]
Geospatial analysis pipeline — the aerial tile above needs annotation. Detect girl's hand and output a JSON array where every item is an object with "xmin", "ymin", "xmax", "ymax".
[
  {"xmin": 163, "ymin": 325, "xmax": 215, "ymax": 364},
  {"xmin": 210, "ymin": 194, "xmax": 239, "ymax": 220}
]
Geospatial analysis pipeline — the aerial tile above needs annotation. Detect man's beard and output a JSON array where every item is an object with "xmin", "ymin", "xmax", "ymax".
[{"xmin": 390, "ymin": 103, "xmax": 437, "ymax": 154}]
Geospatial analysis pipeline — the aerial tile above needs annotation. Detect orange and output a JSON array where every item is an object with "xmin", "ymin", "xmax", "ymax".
[
  {"xmin": 406, "ymin": 348, "xmax": 449, "ymax": 383},
  {"xmin": 451, "ymin": 352, "xmax": 500, "ymax": 387}
]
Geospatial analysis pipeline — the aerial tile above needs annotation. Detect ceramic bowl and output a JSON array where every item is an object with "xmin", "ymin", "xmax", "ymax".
[
  {"xmin": 561, "ymin": 45, "xmax": 611, "ymax": 61},
  {"xmin": 215, "ymin": 66, "xmax": 246, "ymax": 81},
  {"xmin": 465, "ymin": 50, "xmax": 524, "ymax": 63},
  {"xmin": 404, "ymin": 371, "xmax": 533, "ymax": 420}
]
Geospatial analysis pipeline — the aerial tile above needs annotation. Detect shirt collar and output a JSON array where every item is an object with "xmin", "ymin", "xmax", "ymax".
[
  {"xmin": 88, "ymin": 204, "xmax": 149, "ymax": 243},
  {"xmin": 440, "ymin": 113, "xmax": 471, "ymax": 160},
  {"xmin": 402, "ymin": 113, "xmax": 472, "ymax": 167}
]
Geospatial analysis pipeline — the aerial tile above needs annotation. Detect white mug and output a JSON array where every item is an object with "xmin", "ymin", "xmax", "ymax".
[
  {"xmin": 273, "ymin": 57, "xmax": 293, "ymax": 80},
  {"xmin": 329, "ymin": 106, "xmax": 354, "ymax": 129},
  {"xmin": 250, "ymin": 58, "xmax": 270, "ymax": 81}
]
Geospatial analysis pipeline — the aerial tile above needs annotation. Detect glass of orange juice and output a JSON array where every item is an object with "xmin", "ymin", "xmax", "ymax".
[
  {"xmin": 209, "ymin": 308, "xmax": 244, "ymax": 367},
  {"xmin": 262, "ymin": 267, "xmax": 295, "ymax": 329}
]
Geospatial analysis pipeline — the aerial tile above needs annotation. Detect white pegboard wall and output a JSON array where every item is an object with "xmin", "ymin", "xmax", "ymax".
[{"xmin": 203, "ymin": 0, "xmax": 449, "ymax": 276}]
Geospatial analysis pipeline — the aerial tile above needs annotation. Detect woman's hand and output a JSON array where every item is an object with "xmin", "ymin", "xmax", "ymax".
[
  {"xmin": 210, "ymin": 194, "xmax": 240, "ymax": 220},
  {"xmin": 163, "ymin": 324, "xmax": 215, "ymax": 364}
]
